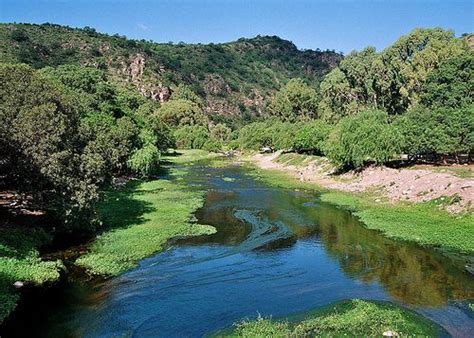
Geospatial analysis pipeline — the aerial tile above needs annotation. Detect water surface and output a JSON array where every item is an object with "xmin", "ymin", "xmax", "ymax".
[{"xmin": 5, "ymin": 163, "xmax": 474, "ymax": 337}]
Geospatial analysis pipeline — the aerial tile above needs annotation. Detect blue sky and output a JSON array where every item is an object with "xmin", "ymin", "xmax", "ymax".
[{"xmin": 1, "ymin": 0, "xmax": 472, "ymax": 53}]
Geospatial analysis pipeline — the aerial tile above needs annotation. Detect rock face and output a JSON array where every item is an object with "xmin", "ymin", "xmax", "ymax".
[
  {"xmin": 151, "ymin": 84, "xmax": 173, "ymax": 103},
  {"xmin": 129, "ymin": 54, "xmax": 145, "ymax": 82}
]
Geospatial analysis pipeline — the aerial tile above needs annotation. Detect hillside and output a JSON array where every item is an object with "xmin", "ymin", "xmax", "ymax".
[{"xmin": 0, "ymin": 23, "xmax": 342, "ymax": 123}]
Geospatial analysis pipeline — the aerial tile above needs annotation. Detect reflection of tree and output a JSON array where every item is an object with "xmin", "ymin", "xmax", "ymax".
[{"xmin": 314, "ymin": 203, "xmax": 474, "ymax": 306}]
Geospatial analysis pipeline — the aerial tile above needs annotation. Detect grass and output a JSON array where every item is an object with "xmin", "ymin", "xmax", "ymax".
[
  {"xmin": 225, "ymin": 300, "xmax": 439, "ymax": 337},
  {"xmin": 75, "ymin": 174, "xmax": 216, "ymax": 276},
  {"xmin": 410, "ymin": 164, "xmax": 473, "ymax": 179},
  {"xmin": 248, "ymin": 164, "xmax": 474, "ymax": 255},
  {"xmin": 0, "ymin": 226, "xmax": 63, "ymax": 322},
  {"xmin": 75, "ymin": 150, "xmax": 217, "ymax": 276}
]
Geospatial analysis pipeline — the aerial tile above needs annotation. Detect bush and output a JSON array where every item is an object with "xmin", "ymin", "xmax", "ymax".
[
  {"xmin": 293, "ymin": 120, "xmax": 332, "ymax": 154},
  {"xmin": 202, "ymin": 139, "xmax": 222, "ymax": 152},
  {"xmin": 174, "ymin": 125, "xmax": 210, "ymax": 149},
  {"xmin": 394, "ymin": 106, "xmax": 474, "ymax": 160},
  {"xmin": 326, "ymin": 110, "xmax": 401, "ymax": 168},
  {"xmin": 128, "ymin": 144, "xmax": 160, "ymax": 176},
  {"xmin": 237, "ymin": 122, "xmax": 273, "ymax": 150}
]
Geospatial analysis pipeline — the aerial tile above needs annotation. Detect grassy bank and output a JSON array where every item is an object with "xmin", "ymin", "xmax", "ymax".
[
  {"xmin": 249, "ymin": 163, "xmax": 474, "ymax": 255},
  {"xmin": 224, "ymin": 300, "xmax": 439, "ymax": 337},
  {"xmin": 0, "ymin": 227, "xmax": 63, "ymax": 322},
  {"xmin": 75, "ymin": 155, "xmax": 216, "ymax": 276},
  {"xmin": 1, "ymin": 150, "xmax": 216, "ymax": 322}
]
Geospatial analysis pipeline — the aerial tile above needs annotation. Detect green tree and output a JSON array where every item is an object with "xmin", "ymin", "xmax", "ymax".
[
  {"xmin": 210, "ymin": 123, "xmax": 232, "ymax": 143},
  {"xmin": 0, "ymin": 64, "xmax": 100, "ymax": 229},
  {"xmin": 420, "ymin": 54, "xmax": 474, "ymax": 108},
  {"xmin": 158, "ymin": 99, "xmax": 208, "ymax": 127},
  {"xmin": 269, "ymin": 78, "xmax": 319, "ymax": 121},
  {"xmin": 173, "ymin": 125, "xmax": 210, "ymax": 149},
  {"xmin": 394, "ymin": 106, "xmax": 474, "ymax": 161},
  {"xmin": 326, "ymin": 110, "xmax": 401, "ymax": 168},
  {"xmin": 293, "ymin": 120, "xmax": 333, "ymax": 154}
]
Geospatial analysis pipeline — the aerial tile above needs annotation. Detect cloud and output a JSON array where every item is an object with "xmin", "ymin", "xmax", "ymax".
[{"xmin": 137, "ymin": 23, "xmax": 149, "ymax": 31}]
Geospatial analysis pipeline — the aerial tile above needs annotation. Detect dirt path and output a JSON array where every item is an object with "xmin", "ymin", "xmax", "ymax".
[{"xmin": 252, "ymin": 151, "xmax": 474, "ymax": 213}]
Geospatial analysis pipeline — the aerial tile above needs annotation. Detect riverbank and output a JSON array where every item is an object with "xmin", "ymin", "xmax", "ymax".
[
  {"xmin": 75, "ymin": 150, "xmax": 217, "ymax": 276},
  {"xmin": 0, "ymin": 226, "xmax": 63, "ymax": 322},
  {"xmin": 247, "ymin": 152, "xmax": 474, "ymax": 257},
  {"xmin": 224, "ymin": 299, "xmax": 440, "ymax": 337},
  {"xmin": 75, "ymin": 173, "xmax": 216, "ymax": 276},
  {"xmin": 0, "ymin": 150, "xmax": 217, "ymax": 322}
]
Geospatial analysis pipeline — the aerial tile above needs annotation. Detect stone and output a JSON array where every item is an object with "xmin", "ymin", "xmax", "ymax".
[{"xmin": 13, "ymin": 281, "xmax": 24, "ymax": 289}]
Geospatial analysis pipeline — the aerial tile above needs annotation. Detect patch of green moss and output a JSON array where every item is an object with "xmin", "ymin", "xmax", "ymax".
[
  {"xmin": 225, "ymin": 300, "xmax": 439, "ymax": 337},
  {"xmin": 75, "ymin": 175, "xmax": 215, "ymax": 276},
  {"xmin": 0, "ymin": 227, "xmax": 63, "ymax": 322}
]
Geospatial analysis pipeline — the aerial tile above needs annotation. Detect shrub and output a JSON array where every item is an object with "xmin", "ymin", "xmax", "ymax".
[
  {"xmin": 326, "ymin": 110, "xmax": 401, "ymax": 168},
  {"xmin": 174, "ymin": 125, "xmax": 210, "ymax": 149},
  {"xmin": 293, "ymin": 120, "xmax": 333, "ymax": 154}
]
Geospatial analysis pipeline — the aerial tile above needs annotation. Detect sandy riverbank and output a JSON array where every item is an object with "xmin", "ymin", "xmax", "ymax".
[{"xmin": 252, "ymin": 151, "xmax": 473, "ymax": 213}]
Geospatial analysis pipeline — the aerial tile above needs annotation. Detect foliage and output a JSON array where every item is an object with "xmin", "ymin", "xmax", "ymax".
[
  {"xmin": 394, "ymin": 106, "xmax": 474, "ymax": 159},
  {"xmin": 325, "ymin": 110, "xmax": 401, "ymax": 168},
  {"xmin": 229, "ymin": 300, "xmax": 438, "ymax": 337},
  {"xmin": 0, "ymin": 226, "xmax": 63, "ymax": 322},
  {"xmin": 269, "ymin": 78, "xmax": 319, "ymax": 121},
  {"xmin": 174, "ymin": 125, "xmax": 211, "ymax": 149},
  {"xmin": 319, "ymin": 28, "xmax": 469, "ymax": 118},
  {"xmin": 202, "ymin": 139, "xmax": 222, "ymax": 152},
  {"xmin": 0, "ymin": 23, "xmax": 341, "ymax": 122},
  {"xmin": 236, "ymin": 119, "xmax": 299, "ymax": 150},
  {"xmin": 237, "ymin": 122, "xmax": 273, "ymax": 150},
  {"xmin": 171, "ymin": 84, "xmax": 204, "ymax": 107},
  {"xmin": 0, "ymin": 63, "xmax": 101, "ymax": 229},
  {"xmin": 158, "ymin": 99, "xmax": 208, "ymax": 127},
  {"xmin": 293, "ymin": 120, "xmax": 332, "ymax": 154},
  {"xmin": 127, "ymin": 129, "xmax": 161, "ymax": 176},
  {"xmin": 210, "ymin": 123, "xmax": 232, "ymax": 143},
  {"xmin": 420, "ymin": 54, "xmax": 474, "ymax": 108},
  {"xmin": 75, "ymin": 173, "xmax": 215, "ymax": 276}
]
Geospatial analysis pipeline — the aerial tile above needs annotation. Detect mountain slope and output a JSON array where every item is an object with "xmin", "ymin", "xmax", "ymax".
[{"xmin": 0, "ymin": 23, "xmax": 342, "ymax": 122}]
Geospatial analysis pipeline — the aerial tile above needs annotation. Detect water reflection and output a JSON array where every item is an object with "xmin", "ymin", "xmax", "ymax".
[{"xmin": 3, "ymin": 163, "xmax": 473, "ymax": 337}]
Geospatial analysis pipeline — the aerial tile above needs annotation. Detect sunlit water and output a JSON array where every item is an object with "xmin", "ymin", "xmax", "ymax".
[{"xmin": 4, "ymin": 163, "xmax": 474, "ymax": 337}]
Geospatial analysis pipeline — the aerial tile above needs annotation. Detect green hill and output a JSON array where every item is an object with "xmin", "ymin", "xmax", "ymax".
[{"xmin": 0, "ymin": 23, "xmax": 341, "ymax": 123}]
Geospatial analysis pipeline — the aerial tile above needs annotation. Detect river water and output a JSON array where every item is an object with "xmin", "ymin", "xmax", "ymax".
[{"xmin": 4, "ymin": 163, "xmax": 474, "ymax": 337}]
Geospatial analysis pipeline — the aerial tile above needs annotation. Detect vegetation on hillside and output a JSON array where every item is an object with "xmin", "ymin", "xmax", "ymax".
[
  {"xmin": 1, "ymin": 23, "xmax": 472, "ymax": 328},
  {"xmin": 236, "ymin": 28, "xmax": 473, "ymax": 169},
  {"xmin": 0, "ymin": 23, "xmax": 340, "ymax": 125}
]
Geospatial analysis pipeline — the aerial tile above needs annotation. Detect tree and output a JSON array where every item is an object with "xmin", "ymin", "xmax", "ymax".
[
  {"xmin": 171, "ymin": 84, "xmax": 204, "ymax": 107},
  {"xmin": 173, "ymin": 125, "xmax": 210, "ymax": 149},
  {"xmin": 157, "ymin": 99, "xmax": 208, "ymax": 127},
  {"xmin": 394, "ymin": 106, "xmax": 474, "ymax": 161},
  {"xmin": 318, "ymin": 68, "xmax": 359, "ymax": 121},
  {"xmin": 420, "ymin": 54, "xmax": 474, "ymax": 108},
  {"xmin": 326, "ymin": 110, "xmax": 401, "ymax": 168},
  {"xmin": 0, "ymin": 64, "xmax": 100, "ymax": 230},
  {"xmin": 128, "ymin": 128, "xmax": 161, "ymax": 176},
  {"xmin": 269, "ymin": 78, "xmax": 319, "ymax": 121},
  {"xmin": 293, "ymin": 120, "xmax": 333, "ymax": 154},
  {"xmin": 210, "ymin": 123, "xmax": 231, "ymax": 143}
]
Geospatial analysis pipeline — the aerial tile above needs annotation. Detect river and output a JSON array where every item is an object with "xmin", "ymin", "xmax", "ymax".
[{"xmin": 3, "ymin": 162, "xmax": 474, "ymax": 337}]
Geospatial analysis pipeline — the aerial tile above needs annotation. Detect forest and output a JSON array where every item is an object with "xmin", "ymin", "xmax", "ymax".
[{"xmin": 0, "ymin": 22, "xmax": 473, "ymax": 335}]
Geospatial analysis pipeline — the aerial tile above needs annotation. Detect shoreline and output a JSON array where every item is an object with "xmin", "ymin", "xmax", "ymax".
[
  {"xmin": 245, "ymin": 151, "xmax": 474, "ymax": 260},
  {"xmin": 250, "ymin": 151, "xmax": 473, "ymax": 213}
]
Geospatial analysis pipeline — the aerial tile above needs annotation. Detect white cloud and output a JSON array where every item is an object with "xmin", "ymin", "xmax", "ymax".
[{"xmin": 137, "ymin": 23, "xmax": 149, "ymax": 31}]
